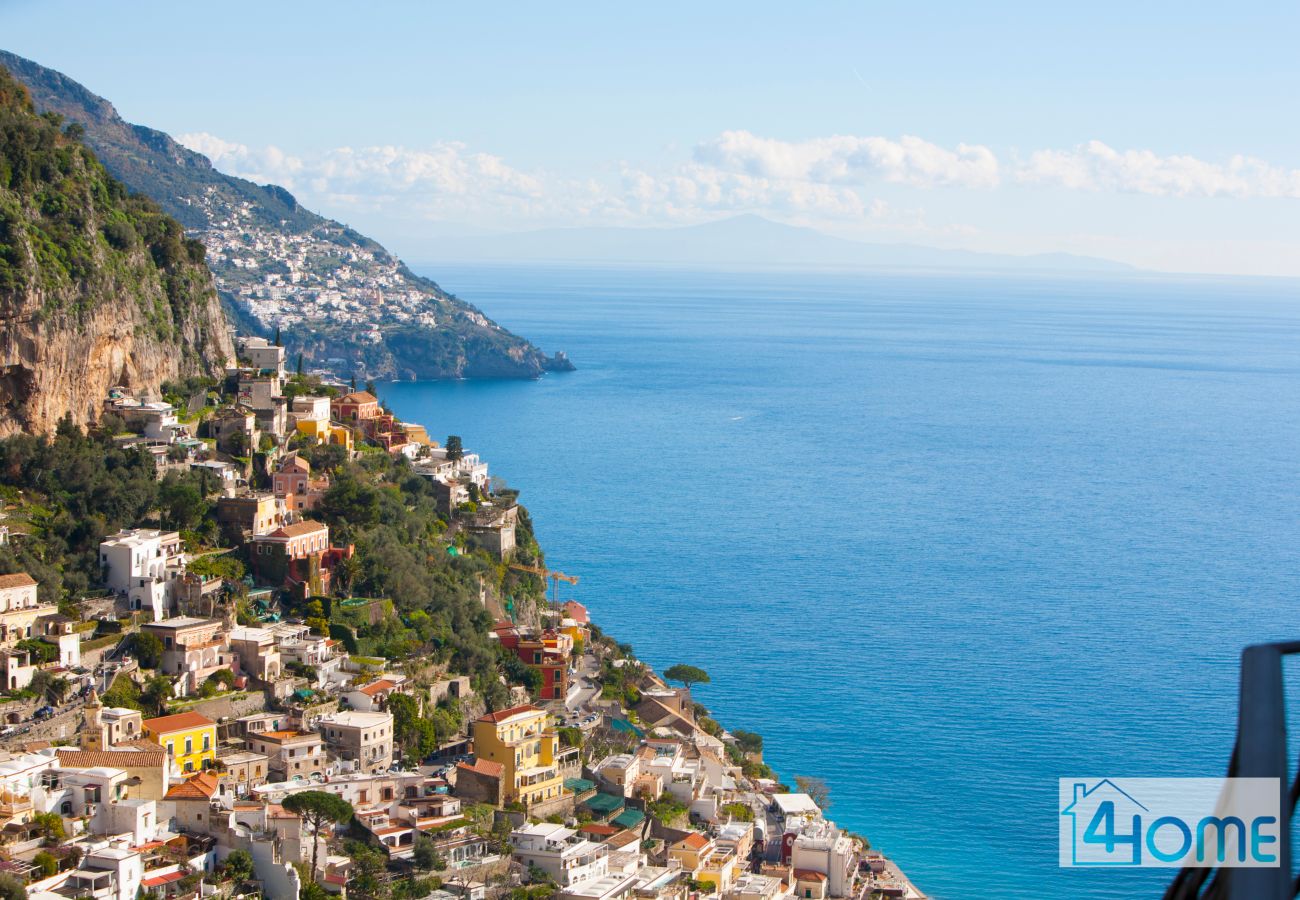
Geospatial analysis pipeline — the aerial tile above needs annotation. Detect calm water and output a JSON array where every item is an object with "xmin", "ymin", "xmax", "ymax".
[{"xmin": 381, "ymin": 265, "xmax": 1300, "ymax": 900}]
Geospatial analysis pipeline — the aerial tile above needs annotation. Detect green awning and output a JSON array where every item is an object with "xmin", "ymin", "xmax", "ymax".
[
  {"xmin": 611, "ymin": 808, "xmax": 645, "ymax": 829},
  {"xmin": 565, "ymin": 778, "xmax": 596, "ymax": 793},
  {"xmin": 582, "ymin": 793, "xmax": 625, "ymax": 814}
]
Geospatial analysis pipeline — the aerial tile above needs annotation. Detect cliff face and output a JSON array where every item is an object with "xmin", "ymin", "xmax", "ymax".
[
  {"xmin": 1, "ymin": 50, "xmax": 573, "ymax": 382},
  {"xmin": 0, "ymin": 64, "xmax": 232, "ymax": 435}
]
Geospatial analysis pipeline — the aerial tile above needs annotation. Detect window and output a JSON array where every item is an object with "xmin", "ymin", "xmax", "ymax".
[
  {"xmin": 185, "ymin": 738, "xmax": 193, "ymax": 755},
  {"xmin": 203, "ymin": 734, "xmax": 211, "ymax": 750}
]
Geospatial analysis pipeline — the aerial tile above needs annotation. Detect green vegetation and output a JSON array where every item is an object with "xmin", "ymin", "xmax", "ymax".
[
  {"xmin": 219, "ymin": 850, "xmax": 254, "ymax": 885},
  {"xmin": 32, "ymin": 850, "xmax": 57, "ymax": 878},
  {"xmin": 0, "ymin": 420, "xmax": 209, "ymax": 605},
  {"xmin": 126, "ymin": 632, "xmax": 163, "ymax": 669},
  {"xmin": 794, "ymin": 775, "xmax": 831, "ymax": 811},
  {"xmin": 663, "ymin": 664, "xmax": 710, "ymax": 690},
  {"xmin": 720, "ymin": 802, "xmax": 754, "ymax": 822},
  {"xmin": 31, "ymin": 811, "xmax": 64, "ymax": 841},
  {"xmin": 282, "ymin": 790, "xmax": 353, "ymax": 880},
  {"xmin": 101, "ymin": 671, "xmax": 173, "ymax": 716},
  {"xmin": 646, "ymin": 792, "xmax": 688, "ymax": 825},
  {"xmin": 306, "ymin": 448, "xmax": 547, "ymax": 706},
  {"xmin": 0, "ymin": 62, "xmax": 219, "ymax": 351},
  {"xmin": 599, "ymin": 657, "xmax": 642, "ymax": 708}
]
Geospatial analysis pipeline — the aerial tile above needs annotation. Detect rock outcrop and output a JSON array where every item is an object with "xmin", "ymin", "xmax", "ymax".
[{"xmin": 0, "ymin": 64, "xmax": 232, "ymax": 435}]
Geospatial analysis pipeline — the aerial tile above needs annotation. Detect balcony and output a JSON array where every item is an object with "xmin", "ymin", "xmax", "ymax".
[
  {"xmin": 0, "ymin": 790, "xmax": 31, "ymax": 817},
  {"xmin": 1165, "ymin": 640, "xmax": 1298, "ymax": 900}
]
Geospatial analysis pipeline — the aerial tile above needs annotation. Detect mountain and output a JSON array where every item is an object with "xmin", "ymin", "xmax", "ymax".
[
  {"xmin": 420, "ymin": 214, "xmax": 1136, "ymax": 274},
  {"xmin": 0, "ymin": 64, "xmax": 232, "ymax": 435},
  {"xmin": 0, "ymin": 50, "xmax": 572, "ymax": 381}
]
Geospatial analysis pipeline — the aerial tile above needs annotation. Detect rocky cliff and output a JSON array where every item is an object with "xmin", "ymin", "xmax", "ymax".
[{"xmin": 0, "ymin": 64, "xmax": 232, "ymax": 435}]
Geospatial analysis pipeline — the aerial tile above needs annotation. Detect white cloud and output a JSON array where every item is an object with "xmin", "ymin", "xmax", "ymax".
[
  {"xmin": 1018, "ymin": 140, "xmax": 1300, "ymax": 199},
  {"xmin": 177, "ymin": 132, "xmax": 563, "ymax": 221},
  {"xmin": 694, "ymin": 130, "xmax": 1001, "ymax": 189}
]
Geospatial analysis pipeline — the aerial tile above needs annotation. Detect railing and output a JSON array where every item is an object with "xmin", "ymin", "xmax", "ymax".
[{"xmin": 1164, "ymin": 640, "xmax": 1300, "ymax": 900}]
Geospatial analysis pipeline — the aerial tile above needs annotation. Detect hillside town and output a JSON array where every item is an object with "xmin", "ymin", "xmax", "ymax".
[
  {"xmin": 192, "ymin": 187, "xmax": 491, "ymax": 345},
  {"xmin": 0, "ymin": 333, "xmax": 922, "ymax": 900}
]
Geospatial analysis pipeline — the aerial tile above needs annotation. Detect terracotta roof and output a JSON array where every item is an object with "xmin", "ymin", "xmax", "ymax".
[
  {"xmin": 794, "ymin": 870, "xmax": 827, "ymax": 883},
  {"xmin": 605, "ymin": 830, "xmax": 641, "ymax": 849},
  {"xmin": 165, "ymin": 771, "xmax": 220, "ymax": 800},
  {"xmin": 56, "ymin": 747, "xmax": 165, "ymax": 767},
  {"xmin": 279, "ymin": 456, "xmax": 311, "ymax": 473},
  {"xmin": 143, "ymin": 711, "xmax": 216, "ymax": 734},
  {"xmin": 477, "ymin": 704, "xmax": 540, "ymax": 724},
  {"xmin": 677, "ymin": 832, "xmax": 710, "ymax": 850},
  {"xmin": 142, "ymin": 871, "xmax": 185, "ymax": 888},
  {"xmin": 263, "ymin": 520, "xmax": 329, "ymax": 540},
  {"xmin": 339, "ymin": 391, "xmax": 378, "ymax": 404},
  {"xmin": 0, "ymin": 573, "xmax": 36, "ymax": 590},
  {"xmin": 357, "ymin": 679, "xmax": 396, "ymax": 697},
  {"xmin": 457, "ymin": 759, "xmax": 505, "ymax": 779},
  {"xmin": 579, "ymin": 824, "xmax": 620, "ymax": 837}
]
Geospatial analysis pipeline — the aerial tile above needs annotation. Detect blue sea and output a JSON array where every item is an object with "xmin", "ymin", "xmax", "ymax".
[{"xmin": 380, "ymin": 265, "xmax": 1300, "ymax": 900}]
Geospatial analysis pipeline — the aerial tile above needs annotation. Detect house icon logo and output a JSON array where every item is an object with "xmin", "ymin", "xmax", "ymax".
[
  {"xmin": 1061, "ymin": 779, "xmax": 1149, "ymax": 866},
  {"xmin": 1059, "ymin": 777, "xmax": 1282, "ymax": 870}
]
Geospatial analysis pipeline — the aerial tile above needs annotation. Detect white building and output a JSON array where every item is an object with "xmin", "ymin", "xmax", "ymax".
[
  {"xmin": 789, "ymin": 819, "xmax": 858, "ymax": 898},
  {"xmin": 511, "ymin": 822, "xmax": 611, "ymax": 888},
  {"xmin": 241, "ymin": 336, "xmax": 288, "ymax": 378},
  {"xmin": 98, "ymin": 529, "xmax": 186, "ymax": 620},
  {"xmin": 314, "ymin": 710, "xmax": 394, "ymax": 773},
  {"xmin": 290, "ymin": 395, "xmax": 331, "ymax": 423}
]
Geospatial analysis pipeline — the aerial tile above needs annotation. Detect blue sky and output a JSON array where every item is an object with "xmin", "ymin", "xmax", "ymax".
[{"xmin": 3, "ymin": 0, "xmax": 1299, "ymax": 275}]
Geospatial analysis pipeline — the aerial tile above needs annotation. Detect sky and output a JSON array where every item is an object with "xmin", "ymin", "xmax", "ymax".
[{"xmin": 2, "ymin": 0, "xmax": 1299, "ymax": 276}]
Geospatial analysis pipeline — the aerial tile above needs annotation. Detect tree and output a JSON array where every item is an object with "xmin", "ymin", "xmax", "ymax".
[
  {"xmin": 141, "ymin": 674, "xmax": 174, "ymax": 716},
  {"xmin": 221, "ymin": 849, "xmax": 254, "ymax": 883},
  {"xmin": 0, "ymin": 872, "xmax": 25, "ymax": 900},
  {"xmin": 32, "ymin": 850, "xmax": 57, "ymax": 877},
  {"xmin": 345, "ymin": 840, "xmax": 389, "ymax": 900},
  {"xmin": 733, "ymin": 730, "xmax": 763, "ymax": 754},
  {"xmin": 31, "ymin": 811, "xmax": 64, "ymax": 841},
  {"xmin": 282, "ymin": 790, "xmax": 354, "ymax": 880},
  {"xmin": 413, "ymin": 833, "xmax": 445, "ymax": 871},
  {"xmin": 33, "ymin": 672, "xmax": 70, "ymax": 705},
  {"xmin": 274, "ymin": 326, "xmax": 282, "ymax": 347},
  {"xmin": 388, "ymin": 693, "xmax": 438, "ymax": 760},
  {"xmin": 17, "ymin": 638, "xmax": 57, "ymax": 665},
  {"xmin": 663, "ymin": 664, "xmax": 710, "ymax": 690},
  {"xmin": 128, "ymin": 632, "xmax": 164, "ymax": 669},
  {"xmin": 445, "ymin": 435, "xmax": 463, "ymax": 461},
  {"xmin": 227, "ymin": 429, "xmax": 251, "ymax": 457},
  {"xmin": 794, "ymin": 775, "xmax": 831, "ymax": 812}
]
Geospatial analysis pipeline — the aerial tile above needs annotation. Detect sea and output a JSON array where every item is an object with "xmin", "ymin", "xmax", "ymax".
[{"xmin": 378, "ymin": 264, "xmax": 1300, "ymax": 900}]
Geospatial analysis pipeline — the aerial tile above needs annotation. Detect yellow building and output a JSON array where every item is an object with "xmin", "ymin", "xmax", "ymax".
[
  {"xmin": 295, "ymin": 418, "xmax": 353, "ymax": 450},
  {"xmin": 143, "ymin": 711, "xmax": 218, "ymax": 775},
  {"xmin": 669, "ymin": 832, "xmax": 738, "ymax": 892},
  {"xmin": 471, "ymin": 704, "xmax": 567, "ymax": 808}
]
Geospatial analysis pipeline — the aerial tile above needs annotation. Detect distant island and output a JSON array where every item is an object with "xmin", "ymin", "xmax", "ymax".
[{"xmin": 416, "ymin": 213, "xmax": 1137, "ymax": 275}]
